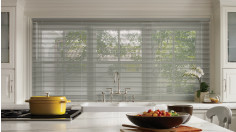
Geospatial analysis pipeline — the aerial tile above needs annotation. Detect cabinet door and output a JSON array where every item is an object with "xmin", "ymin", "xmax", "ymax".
[
  {"xmin": 1, "ymin": 70, "xmax": 14, "ymax": 104},
  {"xmin": 192, "ymin": 110, "xmax": 207, "ymax": 120},
  {"xmin": 222, "ymin": 7, "xmax": 236, "ymax": 68},
  {"xmin": 223, "ymin": 69, "xmax": 236, "ymax": 102},
  {"xmin": 230, "ymin": 110, "xmax": 236, "ymax": 132},
  {"xmin": 1, "ymin": 7, "xmax": 15, "ymax": 69}
]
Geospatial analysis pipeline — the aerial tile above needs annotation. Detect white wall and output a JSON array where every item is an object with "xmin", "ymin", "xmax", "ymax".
[
  {"xmin": 15, "ymin": 2, "xmax": 26, "ymax": 104},
  {"xmin": 24, "ymin": 0, "xmax": 212, "ymax": 18},
  {"xmin": 220, "ymin": 0, "xmax": 236, "ymax": 6},
  {"xmin": 23, "ymin": 0, "xmax": 215, "ymax": 98},
  {"xmin": 212, "ymin": 0, "xmax": 221, "ymax": 100},
  {"xmin": 3, "ymin": 0, "xmax": 216, "ymax": 103}
]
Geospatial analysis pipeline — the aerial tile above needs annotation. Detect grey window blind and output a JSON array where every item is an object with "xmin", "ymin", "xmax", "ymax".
[{"xmin": 32, "ymin": 20, "xmax": 209, "ymax": 101}]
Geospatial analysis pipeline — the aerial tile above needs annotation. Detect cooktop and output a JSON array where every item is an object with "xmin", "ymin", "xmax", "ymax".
[{"xmin": 1, "ymin": 109, "xmax": 81, "ymax": 121}]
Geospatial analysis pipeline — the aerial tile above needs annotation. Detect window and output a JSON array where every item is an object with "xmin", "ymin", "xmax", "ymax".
[{"xmin": 32, "ymin": 20, "xmax": 209, "ymax": 101}]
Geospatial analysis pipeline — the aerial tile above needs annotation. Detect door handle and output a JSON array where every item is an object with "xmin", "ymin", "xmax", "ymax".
[
  {"xmin": 9, "ymin": 80, "xmax": 14, "ymax": 99},
  {"xmin": 10, "ymin": 80, "xmax": 13, "ymax": 93},
  {"xmin": 224, "ymin": 79, "xmax": 227, "ymax": 92}
]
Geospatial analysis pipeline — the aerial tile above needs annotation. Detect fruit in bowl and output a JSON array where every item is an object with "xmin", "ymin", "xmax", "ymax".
[
  {"xmin": 210, "ymin": 97, "xmax": 219, "ymax": 103},
  {"xmin": 126, "ymin": 109, "xmax": 189, "ymax": 129},
  {"xmin": 167, "ymin": 105, "xmax": 193, "ymax": 124},
  {"xmin": 137, "ymin": 109, "xmax": 179, "ymax": 117}
]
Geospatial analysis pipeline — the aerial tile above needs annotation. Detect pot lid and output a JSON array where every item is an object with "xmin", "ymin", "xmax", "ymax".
[{"xmin": 29, "ymin": 92, "xmax": 67, "ymax": 101}]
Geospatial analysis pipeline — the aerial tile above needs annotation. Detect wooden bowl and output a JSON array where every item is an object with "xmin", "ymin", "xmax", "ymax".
[
  {"xmin": 126, "ymin": 112, "xmax": 189, "ymax": 129},
  {"xmin": 167, "ymin": 105, "xmax": 193, "ymax": 124}
]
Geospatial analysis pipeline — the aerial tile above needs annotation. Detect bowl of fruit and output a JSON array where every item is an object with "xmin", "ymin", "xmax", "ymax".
[
  {"xmin": 126, "ymin": 109, "xmax": 189, "ymax": 129},
  {"xmin": 167, "ymin": 105, "xmax": 193, "ymax": 124}
]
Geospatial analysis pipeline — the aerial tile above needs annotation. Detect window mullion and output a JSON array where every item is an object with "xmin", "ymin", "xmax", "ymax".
[
  {"xmin": 87, "ymin": 26, "xmax": 95, "ymax": 101},
  {"xmin": 171, "ymin": 31, "xmax": 175, "ymax": 94},
  {"xmin": 142, "ymin": 24, "xmax": 153, "ymax": 101}
]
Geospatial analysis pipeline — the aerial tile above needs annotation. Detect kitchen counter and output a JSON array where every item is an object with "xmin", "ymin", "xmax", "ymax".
[
  {"xmin": 1, "ymin": 112, "xmax": 233, "ymax": 132},
  {"xmin": 167, "ymin": 102, "xmax": 236, "ymax": 110},
  {"xmin": 2, "ymin": 102, "xmax": 236, "ymax": 110}
]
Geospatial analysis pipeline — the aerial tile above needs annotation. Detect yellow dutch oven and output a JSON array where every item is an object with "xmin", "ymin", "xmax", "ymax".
[{"xmin": 25, "ymin": 93, "xmax": 71, "ymax": 115}]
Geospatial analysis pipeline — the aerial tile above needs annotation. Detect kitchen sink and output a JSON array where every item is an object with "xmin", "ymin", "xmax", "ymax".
[{"xmin": 81, "ymin": 102, "xmax": 167, "ymax": 112}]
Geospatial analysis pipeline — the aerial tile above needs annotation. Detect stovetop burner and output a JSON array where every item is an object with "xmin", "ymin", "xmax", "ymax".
[
  {"xmin": 2, "ymin": 110, "xmax": 30, "ymax": 117},
  {"xmin": 1, "ymin": 109, "xmax": 81, "ymax": 121}
]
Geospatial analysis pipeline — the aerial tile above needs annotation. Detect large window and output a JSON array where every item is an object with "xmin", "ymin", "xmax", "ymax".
[{"xmin": 32, "ymin": 20, "xmax": 209, "ymax": 101}]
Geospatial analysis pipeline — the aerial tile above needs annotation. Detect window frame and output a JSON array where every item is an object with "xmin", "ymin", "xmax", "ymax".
[{"xmin": 29, "ymin": 20, "xmax": 210, "ymax": 102}]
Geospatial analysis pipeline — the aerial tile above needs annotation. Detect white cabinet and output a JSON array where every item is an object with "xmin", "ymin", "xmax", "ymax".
[
  {"xmin": 223, "ymin": 69, "xmax": 236, "ymax": 102},
  {"xmin": 1, "ymin": 7, "xmax": 16, "ymax": 104},
  {"xmin": 1, "ymin": 7, "xmax": 15, "ymax": 69},
  {"xmin": 218, "ymin": 7, "xmax": 236, "ymax": 102},
  {"xmin": 1, "ymin": 70, "xmax": 14, "ymax": 104},
  {"xmin": 193, "ymin": 109, "xmax": 236, "ymax": 132},
  {"xmin": 231, "ymin": 111, "xmax": 236, "ymax": 132},
  {"xmin": 222, "ymin": 7, "xmax": 236, "ymax": 68},
  {"xmin": 1, "ymin": 1, "xmax": 26, "ymax": 104},
  {"xmin": 193, "ymin": 110, "xmax": 207, "ymax": 120}
]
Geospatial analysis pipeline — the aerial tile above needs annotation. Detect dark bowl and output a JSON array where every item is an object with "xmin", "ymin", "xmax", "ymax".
[
  {"xmin": 167, "ymin": 105, "xmax": 193, "ymax": 124},
  {"xmin": 126, "ymin": 112, "xmax": 189, "ymax": 129}
]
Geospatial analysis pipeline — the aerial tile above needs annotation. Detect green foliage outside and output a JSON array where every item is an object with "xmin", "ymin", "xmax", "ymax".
[
  {"xmin": 96, "ymin": 30, "xmax": 142, "ymax": 61},
  {"xmin": 152, "ymin": 30, "xmax": 197, "ymax": 93},
  {"xmin": 55, "ymin": 31, "xmax": 87, "ymax": 73},
  {"xmin": 55, "ymin": 29, "xmax": 200, "ymax": 94}
]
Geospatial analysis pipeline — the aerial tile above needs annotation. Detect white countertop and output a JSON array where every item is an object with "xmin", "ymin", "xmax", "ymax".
[
  {"xmin": 2, "ymin": 102, "xmax": 236, "ymax": 110},
  {"xmin": 168, "ymin": 102, "xmax": 236, "ymax": 110},
  {"xmin": 1, "ymin": 112, "xmax": 233, "ymax": 132}
]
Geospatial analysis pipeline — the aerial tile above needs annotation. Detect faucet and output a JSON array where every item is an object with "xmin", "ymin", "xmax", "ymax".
[
  {"xmin": 106, "ymin": 88, "xmax": 113, "ymax": 102},
  {"xmin": 124, "ymin": 88, "xmax": 130, "ymax": 102},
  {"xmin": 101, "ymin": 92, "xmax": 105, "ymax": 102},
  {"xmin": 99, "ymin": 72, "xmax": 133, "ymax": 102},
  {"xmin": 132, "ymin": 95, "xmax": 135, "ymax": 102},
  {"xmin": 114, "ymin": 72, "xmax": 121, "ymax": 94},
  {"xmin": 124, "ymin": 88, "xmax": 130, "ymax": 94}
]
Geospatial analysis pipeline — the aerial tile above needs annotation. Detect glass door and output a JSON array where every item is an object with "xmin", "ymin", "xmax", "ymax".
[
  {"xmin": 1, "ymin": 7, "xmax": 15, "ymax": 69},
  {"xmin": 228, "ymin": 12, "xmax": 236, "ymax": 62},
  {"xmin": 1, "ymin": 12, "xmax": 10, "ymax": 63},
  {"xmin": 222, "ymin": 7, "xmax": 236, "ymax": 68}
]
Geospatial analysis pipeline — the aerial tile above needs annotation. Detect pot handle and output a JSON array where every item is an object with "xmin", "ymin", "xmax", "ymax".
[
  {"xmin": 25, "ymin": 100, "xmax": 29, "ymax": 102},
  {"xmin": 60, "ymin": 100, "xmax": 71, "ymax": 103}
]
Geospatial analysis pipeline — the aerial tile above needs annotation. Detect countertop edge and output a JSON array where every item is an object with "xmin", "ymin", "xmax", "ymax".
[{"xmin": 2, "ymin": 102, "xmax": 236, "ymax": 110}]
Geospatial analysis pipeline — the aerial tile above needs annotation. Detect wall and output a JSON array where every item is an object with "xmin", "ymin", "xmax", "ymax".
[
  {"xmin": 220, "ymin": 0, "xmax": 236, "ymax": 6},
  {"xmin": 24, "ymin": 0, "xmax": 212, "ymax": 18},
  {"xmin": 15, "ymin": 1, "xmax": 26, "ymax": 104},
  {"xmin": 3, "ymin": 0, "xmax": 216, "ymax": 103},
  {"xmin": 23, "ymin": 0, "xmax": 215, "ymax": 100},
  {"xmin": 213, "ymin": 0, "xmax": 221, "ymax": 99}
]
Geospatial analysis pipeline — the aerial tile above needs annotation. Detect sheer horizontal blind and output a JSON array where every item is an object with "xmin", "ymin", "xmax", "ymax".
[{"xmin": 32, "ymin": 20, "xmax": 209, "ymax": 101}]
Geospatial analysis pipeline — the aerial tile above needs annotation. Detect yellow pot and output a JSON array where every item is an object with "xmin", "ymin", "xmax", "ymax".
[{"xmin": 25, "ymin": 93, "xmax": 71, "ymax": 115}]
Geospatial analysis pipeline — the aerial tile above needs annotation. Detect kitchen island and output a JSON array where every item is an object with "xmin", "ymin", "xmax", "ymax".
[{"xmin": 1, "ymin": 112, "xmax": 233, "ymax": 132}]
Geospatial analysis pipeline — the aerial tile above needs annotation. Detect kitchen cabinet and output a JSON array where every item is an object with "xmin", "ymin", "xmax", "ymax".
[
  {"xmin": 193, "ymin": 109, "xmax": 236, "ymax": 132},
  {"xmin": 222, "ymin": 69, "xmax": 236, "ymax": 102},
  {"xmin": 221, "ymin": 7, "xmax": 236, "ymax": 102},
  {"xmin": 193, "ymin": 110, "xmax": 207, "ymax": 120},
  {"xmin": 1, "ymin": 70, "xmax": 14, "ymax": 104},
  {"xmin": 231, "ymin": 112, "xmax": 236, "ymax": 132},
  {"xmin": 222, "ymin": 7, "xmax": 236, "ymax": 68},
  {"xmin": 1, "ymin": 6, "xmax": 16, "ymax": 104},
  {"xmin": 215, "ymin": 6, "xmax": 236, "ymax": 102},
  {"xmin": 1, "ymin": 7, "xmax": 15, "ymax": 69}
]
